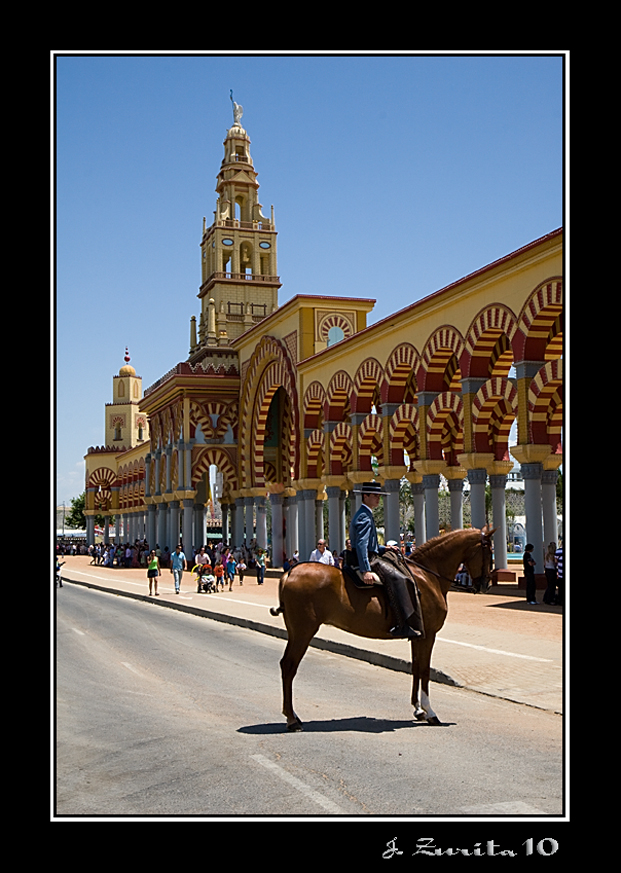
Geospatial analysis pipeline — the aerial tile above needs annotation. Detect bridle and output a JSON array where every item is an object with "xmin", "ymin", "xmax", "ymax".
[{"xmin": 470, "ymin": 531, "xmax": 494, "ymax": 593}]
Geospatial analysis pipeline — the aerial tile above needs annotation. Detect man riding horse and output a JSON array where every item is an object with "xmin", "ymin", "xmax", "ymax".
[{"xmin": 349, "ymin": 481, "xmax": 425, "ymax": 640}]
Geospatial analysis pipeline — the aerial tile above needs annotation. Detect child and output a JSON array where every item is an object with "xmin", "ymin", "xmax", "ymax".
[
  {"xmin": 237, "ymin": 558, "xmax": 246, "ymax": 585},
  {"xmin": 214, "ymin": 559, "xmax": 225, "ymax": 592},
  {"xmin": 226, "ymin": 554, "xmax": 237, "ymax": 591}
]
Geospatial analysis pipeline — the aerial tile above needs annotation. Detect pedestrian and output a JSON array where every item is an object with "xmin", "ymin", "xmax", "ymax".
[
  {"xmin": 147, "ymin": 549, "xmax": 161, "ymax": 596},
  {"xmin": 226, "ymin": 554, "xmax": 237, "ymax": 591},
  {"xmin": 170, "ymin": 544, "xmax": 186, "ymax": 594},
  {"xmin": 256, "ymin": 548, "xmax": 266, "ymax": 584},
  {"xmin": 523, "ymin": 543, "xmax": 537, "ymax": 604},
  {"xmin": 543, "ymin": 542, "xmax": 558, "ymax": 604},
  {"xmin": 309, "ymin": 539, "xmax": 335, "ymax": 565},
  {"xmin": 237, "ymin": 556, "xmax": 246, "ymax": 585},
  {"xmin": 340, "ymin": 538, "xmax": 354, "ymax": 568},
  {"xmin": 195, "ymin": 546, "xmax": 209, "ymax": 569},
  {"xmin": 214, "ymin": 559, "xmax": 225, "ymax": 591},
  {"xmin": 555, "ymin": 542, "xmax": 564, "ymax": 605}
]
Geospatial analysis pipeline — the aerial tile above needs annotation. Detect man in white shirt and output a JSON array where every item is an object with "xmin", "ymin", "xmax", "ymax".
[{"xmin": 309, "ymin": 539, "xmax": 335, "ymax": 565}]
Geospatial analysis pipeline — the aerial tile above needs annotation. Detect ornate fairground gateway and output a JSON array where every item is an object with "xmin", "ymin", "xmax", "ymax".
[{"xmin": 84, "ymin": 100, "xmax": 563, "ymax": 572}]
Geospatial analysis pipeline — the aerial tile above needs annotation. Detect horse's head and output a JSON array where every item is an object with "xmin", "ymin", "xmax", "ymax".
[{"xmin": 466, "ymin": 525, "xmax": 495, "ymax": 593}]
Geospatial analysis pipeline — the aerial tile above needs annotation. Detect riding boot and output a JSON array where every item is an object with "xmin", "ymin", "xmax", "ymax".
[{"xmin": 373, "ymin": 556, "xmax": 425, "ymax": 639}]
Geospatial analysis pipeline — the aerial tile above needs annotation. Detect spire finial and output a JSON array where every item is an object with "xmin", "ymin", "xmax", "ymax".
[
  {"xmin": 230, "ymin": 90, "xmax": 243, "ymax": 125},
  {"xmin": 124, "ymin": 347, "xmax": 131, "ymax": 364}
]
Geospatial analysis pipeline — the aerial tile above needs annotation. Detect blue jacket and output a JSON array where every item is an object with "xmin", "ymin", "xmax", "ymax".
[{"xmin": 350, "ymin": 503, "xmax": 384, "ymax": 572}]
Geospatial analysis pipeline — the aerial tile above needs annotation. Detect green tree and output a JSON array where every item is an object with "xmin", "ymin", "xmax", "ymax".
[{"xmin": 64, "ymin": 491, "xmax": 114, "ymax": 529}]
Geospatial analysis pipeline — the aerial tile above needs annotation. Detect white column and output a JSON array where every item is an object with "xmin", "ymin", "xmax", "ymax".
[
  {"xmin": 410, "ymin": 481, "xmax": 426, "ymax": 545},
  {"xmin": 542, "ymin": 469, "xmax": 560, "ymax": 548},
  {"xmin": 326, "ymin": 486, "xmax": 342, "ymax": 555},
  {"xmin": 383, "ymin": 478, "xmax": 401, "ymax": 544},
  {"xmin": 467, "ymin": 468, "xmax": 487, "ymax": 530},
  {"xmin": 448, "ymin": 477, "xmax": 464, "ymax": 531},
  {"xmin": 270, "ymin": 493, "xmax": 284, "ymax": 568},
  {"xmin": 489, "ymin": 474, "xmax": 508, "ymax": 569},
  {"xmin": 522, "ymin": 462, "xmax": 545, "ymax": 575},
  {"xmin": 423, "ymin": 474, "xmax": 440, "ymax": 540},
  {"xmin": 256, "ymin": 496, "xmax": 267, "ymax": 551}
]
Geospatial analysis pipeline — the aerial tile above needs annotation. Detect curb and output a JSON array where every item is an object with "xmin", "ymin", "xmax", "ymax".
[{"xmin": 61, "ymin": 576, "xmax": 460, "ymax": 687}]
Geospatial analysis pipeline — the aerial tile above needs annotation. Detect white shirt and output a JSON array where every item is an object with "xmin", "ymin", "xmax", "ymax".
[{"xmin": 309, "ymin": 548, "xmax": 334, "ymax": 565}]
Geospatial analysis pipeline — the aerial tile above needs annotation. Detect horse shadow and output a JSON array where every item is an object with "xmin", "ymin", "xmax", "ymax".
[{"xmin": 238, "ymin": 716, "xmax": 454, "ymax": 734}]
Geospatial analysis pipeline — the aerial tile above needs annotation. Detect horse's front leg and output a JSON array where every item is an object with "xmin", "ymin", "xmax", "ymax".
[{"xmin": 410, "ymin": 635, "xmax": 441, "ymax": 725}]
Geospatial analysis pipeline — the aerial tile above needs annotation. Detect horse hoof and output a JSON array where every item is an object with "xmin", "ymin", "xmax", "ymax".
[
  {"xmin": 427, "ymin": 716, "xmax": 441, "ymax": 726},
  {"xmin": 287, "ymin": 718, "xmax": 304, "ymax": 732}
]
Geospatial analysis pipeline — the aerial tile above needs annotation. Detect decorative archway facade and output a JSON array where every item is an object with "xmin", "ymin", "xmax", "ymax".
[{"xmin": 84, "ymin": 107, "xmax": 563, "ymax": 573}]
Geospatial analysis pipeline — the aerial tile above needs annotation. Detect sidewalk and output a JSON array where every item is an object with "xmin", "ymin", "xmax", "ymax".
[{"xmin": 57, "ymin": 557, "xmax": 564, "ymax": 715}]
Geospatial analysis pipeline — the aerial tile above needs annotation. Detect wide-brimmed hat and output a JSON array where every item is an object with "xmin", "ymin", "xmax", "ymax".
[{"xmin": 360, "ymin": 481, "xmax": 388, "ymax": 495}]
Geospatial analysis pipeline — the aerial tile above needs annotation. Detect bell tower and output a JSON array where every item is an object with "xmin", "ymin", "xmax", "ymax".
[
  {"xmin": 105, "ymin": 349, "xmax": 148, "ymax": 448},
  {"xmin": 192, "ymin": 96, "xmax": 281, "ymax": 350}
]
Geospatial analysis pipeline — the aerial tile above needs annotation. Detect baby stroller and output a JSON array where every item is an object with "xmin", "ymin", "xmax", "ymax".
[{"xmin": 193, "ymin": 564, "xmax": 216, "ymax": 593}]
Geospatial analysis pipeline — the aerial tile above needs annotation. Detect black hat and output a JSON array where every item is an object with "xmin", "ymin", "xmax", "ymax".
[{"xmin": 360, "ymin": 481, "xmax": 388, "ymax": 495}]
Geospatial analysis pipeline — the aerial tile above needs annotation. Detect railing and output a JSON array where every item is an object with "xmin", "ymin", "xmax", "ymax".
[
  {"xmin": 208, "ymin": 271, "xmax": 280, "ymax": 283},
  {"xmin": 217, "ymin": 219, "xmax": 273, "ymax": 231}
]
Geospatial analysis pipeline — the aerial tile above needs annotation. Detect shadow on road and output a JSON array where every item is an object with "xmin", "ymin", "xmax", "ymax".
[{"xmin": 238, "ymin": 715, "xmax": 455, "ymax": 734}]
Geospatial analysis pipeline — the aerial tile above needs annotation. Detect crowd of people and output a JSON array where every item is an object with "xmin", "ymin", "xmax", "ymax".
[
  {"xmin": 55, "ymin": 533, "xmax": 565, "ymax": 607},
  {"xmin": 522, "ymin": 540, "xmax": 563, "ymax": 606}
]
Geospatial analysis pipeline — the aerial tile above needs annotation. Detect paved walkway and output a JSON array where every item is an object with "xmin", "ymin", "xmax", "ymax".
[{"xmin": 57, "ymin": 557, "xmax": 564, "ymax": 715}]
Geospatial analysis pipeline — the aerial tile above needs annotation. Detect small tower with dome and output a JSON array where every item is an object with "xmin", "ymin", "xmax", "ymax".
[{"xmin": 105, "ymin": 348, "xmax": 149, "ymax": 448}]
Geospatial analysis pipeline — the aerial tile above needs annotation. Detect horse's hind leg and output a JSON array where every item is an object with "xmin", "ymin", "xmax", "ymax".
[
  {"xmin": 410, "ymin": 635, "xmax": 441, "ymax": 725},
  {"xmin": 280, "ymin": 623, "xmax": 319, "ymax": 732}
]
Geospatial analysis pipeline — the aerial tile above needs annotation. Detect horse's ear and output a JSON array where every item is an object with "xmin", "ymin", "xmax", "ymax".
[{"xmin": 482, "ymin": 524, "xmax": 497, "ymax": 537}]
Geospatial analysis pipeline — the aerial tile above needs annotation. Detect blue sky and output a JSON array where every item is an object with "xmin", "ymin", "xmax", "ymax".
[{"xmin": 54, "ymin": 52, "xmax": 566, "ymax": 506}]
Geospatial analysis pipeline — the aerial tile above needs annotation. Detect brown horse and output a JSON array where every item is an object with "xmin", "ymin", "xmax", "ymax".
[{"xmin": 270, "ymin": 526, "xmax": 495, "ymax": 730}]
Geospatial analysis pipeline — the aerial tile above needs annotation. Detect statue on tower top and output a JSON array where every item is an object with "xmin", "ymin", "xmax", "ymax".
[{"xmin": 230, "ymin": 90, "xmax": 243, "ymax": 125}]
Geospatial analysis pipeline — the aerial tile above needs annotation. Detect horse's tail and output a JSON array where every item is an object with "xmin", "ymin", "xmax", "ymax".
[{"xmin": 270, "ymin": 570, "xmax": 290, "ymax": 617}]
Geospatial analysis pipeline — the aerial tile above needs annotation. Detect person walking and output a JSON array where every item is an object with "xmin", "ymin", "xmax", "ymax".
[
  {"xmin": 555, "ymin": 542, "xmax": 564, "ymax": 605},
  {"xmin": 147, "ymin": 549, "xmax": 161, "ymax": 596},
  {"xmin": 523, "ymin": 543, "xmax": 538, "ymax": 604},
  {"xmin": 256, "ymin": 548, "xmax": 266, "ymax": 585},
  {"xmin": 170, "ymin": 544, "xmax": 186, "ymax": 594},
  {"xmin": 543, "ymin": 543, "xmax": 558, "ymax": 604},
  {"xmin": 309, "ymin": 539, "xmax": 335, "ymax": 565},
  {"xmin": 226, "ymin": 554, "xmax": 237, "ymax": 591}
]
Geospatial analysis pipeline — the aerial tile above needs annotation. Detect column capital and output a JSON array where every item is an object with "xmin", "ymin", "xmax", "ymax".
[
  {"xmin": 414, "ymin": 459, "xmax": 446, "ymax": 476},
  {"xmin": 376, "ymin": 465, "xmax": 407, "ymax": 481},
  {"xmin": 542, "ymin": 469, "xmax": 559, "ymax": 485},
  {"xmin": 510, "ymin": 444, "xmax": 551, "ymax": 466},
  {"xmin": 322, "ymin": 475, "xmax": 349, "ymax": 490},
  {"xmin": 520, "ymin": 462, "xmax": 544, "ymax": 480},
  {"xmin": 382, "ymin": 478, "xmax": 402, "ymax": 493},
  {"xmin": 344, "ymin": 470, "xmax": 371, "ymax": 486},
  {"xmin": 456, "ymin": 452, "xmax": 495, "ymax": 472},
  {"xmin": 467, "ymin": 468, "xmax": 488, "ymax": 485}
]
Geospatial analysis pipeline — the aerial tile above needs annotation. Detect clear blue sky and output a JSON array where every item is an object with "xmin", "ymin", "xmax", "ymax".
[{"xmin": 54, "ymin": 52, "xmax": 566, "ymax": 507}]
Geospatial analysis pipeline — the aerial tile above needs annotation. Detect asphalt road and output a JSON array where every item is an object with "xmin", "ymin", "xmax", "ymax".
[{"xmin": 55, "ymin": 584, "xmax": 564, "ymax": 820}]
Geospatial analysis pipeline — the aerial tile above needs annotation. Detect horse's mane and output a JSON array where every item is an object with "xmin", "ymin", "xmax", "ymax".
[{"xmin": 410, "ymin": 528, "xmax": 475, "ymax": 562}]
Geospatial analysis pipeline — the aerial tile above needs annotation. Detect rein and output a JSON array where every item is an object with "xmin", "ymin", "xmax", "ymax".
[
  {"xmin": 405, "ymin": 556, "xmax": 455, "ymax": 586},
  {"xmin": 404, "ymin": 532, "xmax": 493, "ymax": 589}
]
